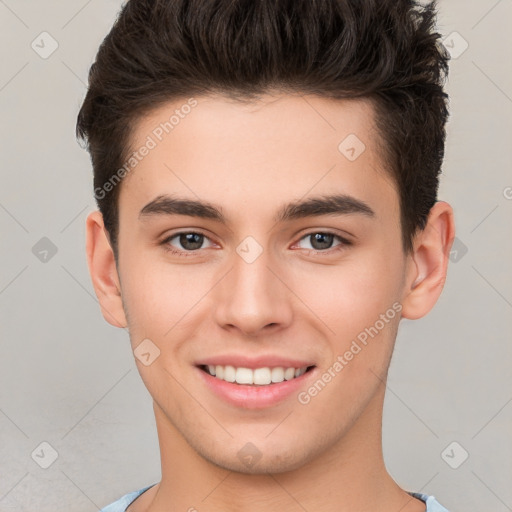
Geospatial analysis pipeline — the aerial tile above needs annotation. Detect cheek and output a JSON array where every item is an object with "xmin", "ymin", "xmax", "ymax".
[
  {"xmin": 119, "ymin": 254, "xmax": 215, "ymax": 340},
  {"xmin": 290, "ymin": 248, "xmax": 404, "ymax": 339},
  {"xmin": 120, "ymin": 235, "xmax": 405, "ymax": 346},
  {"xmin": 291, "ymin": 257, "xmax": 402, "ymax": 420}
]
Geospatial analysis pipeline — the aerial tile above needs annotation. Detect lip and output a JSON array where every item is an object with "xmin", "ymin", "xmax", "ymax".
[
  {"xmin": 195, "ymin": 354, "xmax": 315, "ymax": 369},
  {"xmin": 195, "ymin": 364, "xmax": 317, "ymax": 409}
]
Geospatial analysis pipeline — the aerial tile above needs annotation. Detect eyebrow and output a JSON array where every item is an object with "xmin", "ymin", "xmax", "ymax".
[{"xmin": 138, "ymin": 193, "xmax": 375, "ymax": 223}]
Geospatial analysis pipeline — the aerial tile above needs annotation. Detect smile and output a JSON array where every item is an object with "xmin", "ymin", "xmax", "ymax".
[{"xmin": 200, "ymin": 364, "xmax": 313, "ymax": 385}]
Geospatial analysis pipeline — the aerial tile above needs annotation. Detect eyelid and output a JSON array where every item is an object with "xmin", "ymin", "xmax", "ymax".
[
  {"xmin": 160, "ymin": 230, "xmax": 217, "ymax": 252},
  {"xmin": 294, "ymin": 225, "xmax": 355, "ymax": 240},
  {"xmin": 291, "ymin": 230, "xmax": 352, "ymax": 251},
  {"xmin": 160, "ymin": 228, "xmax": 352, "ymax": 256}
]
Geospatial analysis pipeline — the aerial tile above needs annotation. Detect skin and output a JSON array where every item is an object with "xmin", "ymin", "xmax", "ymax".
[{"xmin": 86, "ymin": 93, "xmax": 455, "ymax": 512}]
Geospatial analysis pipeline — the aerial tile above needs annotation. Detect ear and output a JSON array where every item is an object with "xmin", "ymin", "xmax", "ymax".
[
  {"xmin": 401, "ymin": 201, "xmax": 456, "ymax": 320},
  {"xmin": 85, "ymin": 210, "xmax": 127, "ymax": 328}
]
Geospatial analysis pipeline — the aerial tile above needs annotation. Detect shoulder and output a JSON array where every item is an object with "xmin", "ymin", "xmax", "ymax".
[
  {"xmin": 408, "ymin": 491, "xmax": 451, "ymax": 512},
  {"xmin": 100, "ymin": 485, "xmax": 156, "ymax": 512}
]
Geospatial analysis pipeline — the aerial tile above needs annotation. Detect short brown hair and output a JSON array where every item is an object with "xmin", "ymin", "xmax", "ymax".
[{"xmin": 76, "ymin": 0, "xmax": 450, "ymax": 257}]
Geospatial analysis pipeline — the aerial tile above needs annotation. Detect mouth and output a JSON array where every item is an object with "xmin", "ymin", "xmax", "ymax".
[
  {"xmin": 198, "ymin": 364, "xmax": 315, "ymax": 385},
  {"xmin": 195, "ymin": 362, "xmax": 317, "ymax": 409}
]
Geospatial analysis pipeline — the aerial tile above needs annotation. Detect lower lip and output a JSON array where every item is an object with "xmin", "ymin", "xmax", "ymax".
[{"xmin": 196, "ymin": 366, "xmax": 316, "ymax": 409}]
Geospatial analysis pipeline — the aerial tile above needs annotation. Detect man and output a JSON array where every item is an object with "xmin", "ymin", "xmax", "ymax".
[{"xmin": 77, "ymin": 0, "xmax": 455, "ymax": 510}]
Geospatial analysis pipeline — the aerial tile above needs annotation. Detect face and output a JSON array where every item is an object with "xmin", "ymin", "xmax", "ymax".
[{"xmin": 111, "ymin": 93, "xmax": 411, "ymax": 473}]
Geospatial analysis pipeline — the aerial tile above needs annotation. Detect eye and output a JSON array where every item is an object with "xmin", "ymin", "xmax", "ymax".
[
  {"xmin": 161, "ymin": 231, "xmax": 215, "ymax": 254},
  {"xmin": 160, "ymin": 230, "xmax": 350, "ymax": 257},
  {"xmin": 295, "ymin": 232, "xmax": 350, "ymax": 252}
]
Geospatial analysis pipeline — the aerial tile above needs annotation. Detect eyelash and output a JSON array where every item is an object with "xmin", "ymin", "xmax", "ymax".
[{"xmin": 160, "ymin": 231, "xmax": 352, "ymax": 257}]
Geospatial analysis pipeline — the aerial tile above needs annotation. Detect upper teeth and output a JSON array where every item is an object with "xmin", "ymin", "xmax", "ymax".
[{"xmin": 206, "ymin": 365, "xmax": 308, "ymax": 385}]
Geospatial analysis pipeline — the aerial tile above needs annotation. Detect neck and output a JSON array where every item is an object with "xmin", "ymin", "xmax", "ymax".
[{"xmin": 138, "ymin": 384, "xmax": 423, "ymax": 512}]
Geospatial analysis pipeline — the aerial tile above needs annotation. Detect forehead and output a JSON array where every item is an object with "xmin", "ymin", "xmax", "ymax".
[{"xmin": 119, "ymin": 93, "xmax": 398, "ymax": 222}]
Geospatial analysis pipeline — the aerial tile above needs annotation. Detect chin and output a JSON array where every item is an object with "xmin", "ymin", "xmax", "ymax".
[{"xmin": 196, "ymin": 436, "xmax": 317, "ymax": 475}]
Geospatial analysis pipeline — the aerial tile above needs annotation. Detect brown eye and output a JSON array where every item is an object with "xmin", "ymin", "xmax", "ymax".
[
  {"xmin": 309, "ymin": 233, "xmax": 335, "ymax": 250},
  {"xmin": 297, "ymin": 232, "xmax": 346, "ymax": 251},
  {"xmin": 177, "ymin": 233, "xmax": 204, "ymax": 250},
  {"xmin": 162, "ymin": 231, "xmax": 214, "ymax": 254}
]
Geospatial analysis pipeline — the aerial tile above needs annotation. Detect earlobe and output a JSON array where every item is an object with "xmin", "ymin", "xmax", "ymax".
[
  {"xmin": 401, "ymin": 201, "xmax": 456, "ymax": 320},
  {"xmin": 85, "ymin": 210, "xmax": 128, "ymax": 328}
]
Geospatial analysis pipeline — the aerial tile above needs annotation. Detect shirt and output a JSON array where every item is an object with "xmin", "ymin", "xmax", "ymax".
[{"xmin": 99, "ymin": 484, "xmax": 451, "ymax": 511}]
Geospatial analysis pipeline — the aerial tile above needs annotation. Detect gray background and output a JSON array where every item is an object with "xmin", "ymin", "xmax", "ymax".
[{"xmin": 0, "ymin": 1, "xmax": 511, "ymax": 510}]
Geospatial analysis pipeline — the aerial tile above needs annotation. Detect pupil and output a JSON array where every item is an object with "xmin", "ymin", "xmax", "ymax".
[
  {"xmin": 180, "ymin": 233, "xmax": 203, "ymax": 250},
  {"xmin": 311, "ymin": 233, "xmax": 333, "ymax": 250}
]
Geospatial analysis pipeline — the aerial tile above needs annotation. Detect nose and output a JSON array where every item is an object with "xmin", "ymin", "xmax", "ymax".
[{"xmin": 212, "ymin": 246, "xmax": 293, "ymax": 337}]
